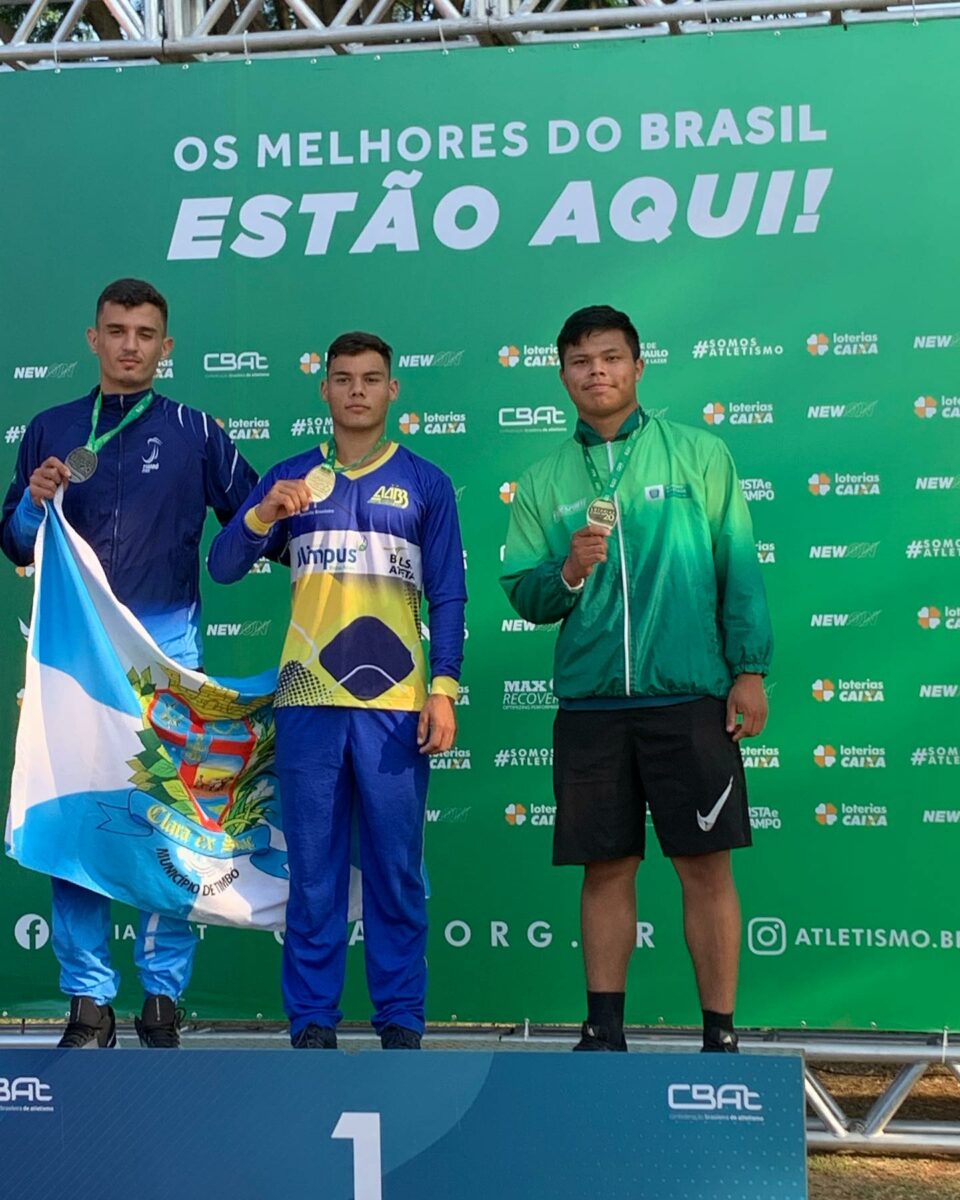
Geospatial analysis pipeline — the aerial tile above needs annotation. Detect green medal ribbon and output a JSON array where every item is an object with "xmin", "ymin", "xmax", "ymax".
[
  {"xmin": 323, "ymin": 433, "xmax": 389, "ymax": 474},
  {"xmin": 581, "ymin": 425, "xmax": 639, "ymax": 501},
  {"xmin": 86, "ymin": 388, "xmax": 155, "ymax": 454}
]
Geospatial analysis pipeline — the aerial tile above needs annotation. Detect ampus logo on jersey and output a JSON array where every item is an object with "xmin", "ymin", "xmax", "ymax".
[{"xmin": 297, "ymin": 538, "xmax": 368, "ymax": 570}]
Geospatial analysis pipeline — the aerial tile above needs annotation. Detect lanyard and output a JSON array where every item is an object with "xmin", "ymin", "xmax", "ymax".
[
  {"xmin": 85, "ymin": 388, "xmax": 154, "ymax": 453},
  {"xmin": 580, "ymin": 426, "xmax": 640, "ymax": 501},
  {"xmin": 323, "ymin": 434, "xmax": 388, "ymax": 475}
]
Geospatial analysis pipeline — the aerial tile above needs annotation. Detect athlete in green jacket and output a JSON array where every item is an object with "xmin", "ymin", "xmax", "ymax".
[{"xmin": 501, "ymin": 305, "xmax": 773, "ymax": 1054}]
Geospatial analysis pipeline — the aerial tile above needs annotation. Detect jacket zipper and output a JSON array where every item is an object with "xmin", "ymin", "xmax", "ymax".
[{"xmin": 606, "ymin": 440, "xmax": 631, "ymax": 695}]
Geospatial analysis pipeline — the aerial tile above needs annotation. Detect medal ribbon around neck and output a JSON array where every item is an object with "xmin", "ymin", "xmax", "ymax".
[
  {"xmin": 581, "ymin": 426, "xmax": 640, "ymax": 530},
  {"xmin": 65, "ymin": 388, "xmax": 155, "ymax": 483},
  {"xmin": 304, "ymin": 434, "xmax": 389, "ymax": 501}
]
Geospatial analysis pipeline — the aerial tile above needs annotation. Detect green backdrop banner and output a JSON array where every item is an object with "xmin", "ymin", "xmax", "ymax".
[{"xmin": 1, "ymin": 24, "xmax": 958, "ymax": 1030}]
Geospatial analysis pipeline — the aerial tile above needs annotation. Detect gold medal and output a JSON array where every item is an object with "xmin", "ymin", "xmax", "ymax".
[
  {"xmin": 304, "ymin": 464, "xmax": 335, "ymax": 501},
  {"xmin": 587, "ymin": 498, "xmax": 617, "ymax": 531}
]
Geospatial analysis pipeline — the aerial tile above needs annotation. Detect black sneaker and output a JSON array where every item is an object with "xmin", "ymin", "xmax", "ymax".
[
  {"xmin": 57, "ymin": 996, "xmax": 117, "ymax": 1048},
  {"xmin": 702, "ymin": 1028, "xmax": 740, "ymax": 1053},
  {"xmin": 572, "ymin": 1021, "xmax": 627, "ymax": 1052},
  {"xmin": 380, "ymin": 1024, "xmax": 422, "ymax": 1050},
  {"xmin": 291, "ymin": 1024, "xmax": 338, "ymax": 1049},
  {"xmin": 135, "ymin": 994, "xmax": 184, "ymax": 1048}
]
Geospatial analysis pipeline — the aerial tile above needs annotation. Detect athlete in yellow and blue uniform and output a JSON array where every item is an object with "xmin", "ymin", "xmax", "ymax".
[{"xmin": 208, "ymin": 331, "xmax": 465, "ymax": 1048}]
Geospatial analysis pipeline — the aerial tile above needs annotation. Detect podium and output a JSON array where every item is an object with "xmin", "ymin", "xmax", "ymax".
[{"xmin": 0, "ymin": 1047, "xmax": 807, "ymax": 1199}]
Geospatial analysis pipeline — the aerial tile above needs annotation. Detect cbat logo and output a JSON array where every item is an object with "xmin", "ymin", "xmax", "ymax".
[
  {"xmin": 498, "ymin": 405, "xmax": 567, "ymax": 432},
  {"xmin": 807, "ymin": 333, "xmax": 830, "ymax": 357},
  {"xmin": 702, "ymin": 402, "xmax": 725, "ymax": 425},
  {"xmin": 499, "ymin": 481, "xmax": 517, "ymax": 505},
  {"xmin": 919, "ymin": 606, "xmax": 941, "ymax": 630},
  {"xmin": 815, "ymin": 802, "xmax": 838, "ymax": 826},
  {"xmin": 915, "ymin": 395, "xmax": 938, "ymax": 419},
  {"xmin": 498, "ymin": 344, "xmax": 520, "ymax": 368},
  {"xmin": 808, "ymin": 472, "xmax": 831, "ymax": 496},
  {"xmin": 813, "ymin": 744, "xmax": 837, "ymax": 768},
  {"xmin": 299, "ymin": 352, "xmax": 322, "ymax": 375},
  {"xmin": 203, "ymin": 351, "xmax": 269, "ymax": 377},
  {"xmin": 0, "ymin": 1076, "xmax": 53, "ymax": 1106},
  {"xmin": 14, "ymin": 914, "xmax": 49, "ymax": 950},
  {"xmin": 812, "ymin": 678, "xmax": 835, "ymax": 702},
  {"xmin": 399, "ymin": 412, "xmax": 420, "ymax": 436},
  {"xmin": 667, "ymin": 1083, "xmax": 762, "ymax": 1113},
  {"xmin": 504, "ymin": 803, "xmax": 526, "ymax": 826}
]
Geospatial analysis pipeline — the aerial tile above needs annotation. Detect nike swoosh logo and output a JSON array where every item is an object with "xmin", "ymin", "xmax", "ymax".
[{"xmin": 697, "ymin": 777, "xmax": 734, "ymax": 832}]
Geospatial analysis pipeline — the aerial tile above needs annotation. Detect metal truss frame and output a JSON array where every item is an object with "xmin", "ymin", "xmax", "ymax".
[
  {"xmin": 0, "ymin": 0, "xmax": 958, "ymax": 68},
  {"xmin": 4, "ymin": 1022, "xmax": 960, "ymax": 1153}
]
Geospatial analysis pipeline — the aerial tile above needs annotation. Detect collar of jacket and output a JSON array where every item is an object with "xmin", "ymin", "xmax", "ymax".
[
  {"xmin": 574, "ymin": 406, "xmax": 646, "ymax": 446},
  {"xmin": 91, "ymin": 384, "xmax": 153, "ymax": 412}
]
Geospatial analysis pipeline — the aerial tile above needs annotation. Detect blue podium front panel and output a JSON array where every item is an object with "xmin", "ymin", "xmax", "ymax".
[{"xmin": 0, "ymin": 1049, "xmax": 806, "ymax": 1199}]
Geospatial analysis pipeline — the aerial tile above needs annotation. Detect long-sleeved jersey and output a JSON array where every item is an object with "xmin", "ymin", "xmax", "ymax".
[
  {"xmin": 0, "ymin": 385, "xmax": 257, "ymax": 666},
  {"xmin": 208, "ymin": 441, "xmax": 466, "ymax": 711},
  {"xmin": 500, "ymin": 408, "xmax": 773, "ymax": 701}
]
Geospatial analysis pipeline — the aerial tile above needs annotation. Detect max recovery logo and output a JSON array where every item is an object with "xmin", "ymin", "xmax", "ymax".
[{"xmin": 502, "ymin": 679, "xmax": 557, "ymax": 710}]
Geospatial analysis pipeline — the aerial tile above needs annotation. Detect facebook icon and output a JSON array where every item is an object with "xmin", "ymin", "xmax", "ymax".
[{"xmin": 14, "ymin": 914, "xmax": 50, "ymax": 950}]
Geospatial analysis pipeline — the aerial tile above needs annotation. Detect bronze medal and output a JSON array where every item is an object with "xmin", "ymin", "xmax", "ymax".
[{"xmin": 587, "ymin": 498, "xmax": 617, "ymax": 531}]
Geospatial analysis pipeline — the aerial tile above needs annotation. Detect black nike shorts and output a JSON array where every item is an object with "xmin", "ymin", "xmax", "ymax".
[{"xmin": 551, "ymin": 698, "xmax": 752, "ymax": 864}]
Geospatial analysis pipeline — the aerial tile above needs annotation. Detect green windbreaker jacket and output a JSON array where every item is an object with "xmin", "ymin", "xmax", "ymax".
[{"xmin": 499, "ymin": 408, "xmax": 773, "ymax": 701}]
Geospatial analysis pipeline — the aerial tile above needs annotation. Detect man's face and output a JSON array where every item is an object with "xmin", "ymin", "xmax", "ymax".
[
  {"xmin": 321, "ymin": 350, "xmax": 399, "ymax": 433},
  {"xmin": 86, "ymin": 302, "xmax": 172, "ymax": 393},
  {"xmin": 559, "ymin": 329, "xmax": 643, "ymax": 422}
]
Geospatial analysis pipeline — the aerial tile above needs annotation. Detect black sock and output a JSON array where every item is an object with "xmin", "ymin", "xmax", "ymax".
[
  {"xmin": 587, "ymin": 991, "xmax": 625, "ymax": 1032},
  {"xmin": 702, "ymin": 1009, "xmax": 735, "ymax": 1044}
]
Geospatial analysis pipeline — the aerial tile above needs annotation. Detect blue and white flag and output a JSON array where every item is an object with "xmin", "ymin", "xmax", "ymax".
[{"xmin": 5, "ymin": 496, "xmax": 325, "ymax": 929}]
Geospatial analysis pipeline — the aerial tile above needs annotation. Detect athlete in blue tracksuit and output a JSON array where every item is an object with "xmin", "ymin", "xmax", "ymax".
[
  {"xmin": 208, "ymin": 330, "xmax": 466, "ymax": 1048},
  {"xmin": 0, "ymin": 278, "xmax": 257, "ymax": 1047}
]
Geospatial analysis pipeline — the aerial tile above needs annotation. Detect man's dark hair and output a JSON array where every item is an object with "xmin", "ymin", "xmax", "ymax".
[
  {"xmin": 95, "ymin": 278, "xmax": 169, "ymax": 330},
  {"xmin": 326, "ymin": 331, "xmax": 393, "ymax": 374},
  {"xmin": 557, "ymin": 305, "xmax": 641, "ymax": 365}
]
